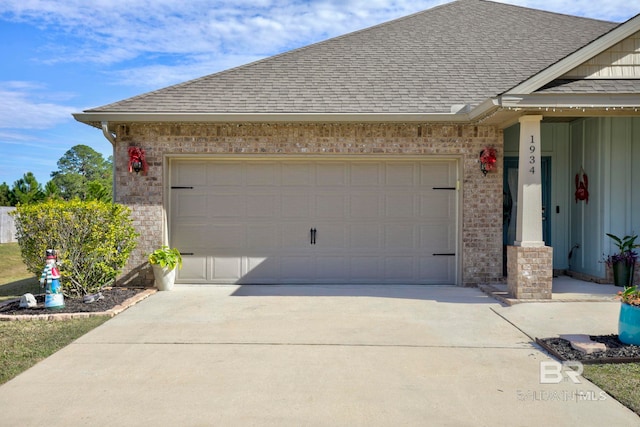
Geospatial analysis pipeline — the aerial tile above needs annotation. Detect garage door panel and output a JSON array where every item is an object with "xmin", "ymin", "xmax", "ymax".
[
  {"xmin": 176, "ymin": 256, "xmax": 208, "ymax": 282},
  {"xmin": 384, "ymin": 257, "xmax": 415, "ymax": 280},
  {"xmin": 243, "ymin": 257, "xmax": 280, "ymax": 283},
  {"xmin": 281, "ymin": 256, "xmax": 315, "ymax": 280},
  {"xmin": 213, "ymin": 257, "xmax": 242, "ymax": 280},
  {"xmin": 420, "ymin": 162, "xmax": 456, "ymax": 187},
  {"xmin": 314, "ymin": 223, "xmax": 347, "ymax": 249},
  {"xmin": 385, "ymin": 194, "xmax": 415, "ymax": 218},
  {"xmin": 172, "ymin": 224, "xmax": 210, "ymax": 249},
  {"xmin": 207, "ymin": 195, "xmax": 245, "ymax": 217},
  {"xmin": 420, "ymin": 257, "xmax": 456, "ymax": 283},
  {"xmin": 281, "ymin": 223, "xmax": 314, "ymax": 249},
  {"xmin": 420, "ymin": 192, "xmax": 455, "ymax": 218},
  {"xmin": 174, "ymin": 193, "xmax": 208, "ymax": 219},
  {"xmin": 420, "ymin": 224, "xmax": 455, "ymax": 251},
  {"xmin": 246, "ymin": 162, "xmax": 278, "ymax": 186},
  {"xmin": 247, "ymin": 224, "xmax": 280, "ymax": 249},
  {"xmin": 247, "ymin": 194, "xmax": 280, "ymax": 218},
  {"xmin": 385, "ymin": 163, "xmax": 415, "ymax": 186},
  {"xmin": 349, "ymin": 223, "xmax": 381, "ymax": 249},
  {"xmin": 350, "ymin": 163, "xmax": 380, "ymax": 186},
  {"xmin": 384, "ymin": 224, "xmax": 416, "ymax": 249},
  {"xmin": 281, "ymin": 195, "xmax": 311, "ymax": 218},
  {"xmin": 174, "ymin": 162, "xmax": 207, "ymax": 186},
  {"xmin": 208, "ymin": 225, "xmax": 246, "ymax": 249},
  {"xmin": 350, "ymin": 257, "xmax": 381, "ymax": 281},
  {"xmin": 350, "ymin": 194, "xmax": 380, "ymax": 218},
  {"xmin": 316, "ymin": 163, "xmax": 347, "ymax": 186},
  {"xmin": 281, "ymin": 163, "xmax": 312, "ymax": 185},
  {"xmin": 316, "ymin": 257, "xmax": 348, "ymax": 280},
  {"xmin": 207, "ymin": 163, "xmax": 243, "ymax": 185}
]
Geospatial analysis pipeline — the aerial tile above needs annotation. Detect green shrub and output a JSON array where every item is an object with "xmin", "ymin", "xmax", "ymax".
[{"xmin": 11, "ymin": 200, "xmax": 138, "ymax": 296}]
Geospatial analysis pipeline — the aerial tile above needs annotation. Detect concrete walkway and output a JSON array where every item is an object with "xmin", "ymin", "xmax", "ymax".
[{"xmin": 0, "ymin": 284, "xmax": 637, "ymax": 426}]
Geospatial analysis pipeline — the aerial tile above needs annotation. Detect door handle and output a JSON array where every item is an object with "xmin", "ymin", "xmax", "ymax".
[{"xmin": 310, "ymin": 228, "xmax": 317, "ymax": 245}]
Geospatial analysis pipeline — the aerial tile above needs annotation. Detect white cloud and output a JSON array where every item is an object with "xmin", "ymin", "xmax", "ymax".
[
  {"xmin": 0, "ymin": 0, "xmax": 636, "ymax": 90},
  {"xmin": 0, "ymin": 81, "xmax": 77, "ymax": 129}
]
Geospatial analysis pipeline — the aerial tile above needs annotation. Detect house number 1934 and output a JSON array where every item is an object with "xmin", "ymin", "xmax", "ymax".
[{"xmin": 529, "ymin": 135, "xmax": 536, "ymax": 175}]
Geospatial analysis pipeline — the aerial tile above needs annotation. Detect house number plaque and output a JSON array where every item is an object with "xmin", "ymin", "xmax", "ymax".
[{"xmin": 528, "ymin": 135, "xmax": 539, "ymax": 176}]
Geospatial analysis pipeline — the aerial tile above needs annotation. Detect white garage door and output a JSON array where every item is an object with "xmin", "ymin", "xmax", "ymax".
[{"xmin": 169, "ymin": 158, "xmax": 458, "ymax": 284}]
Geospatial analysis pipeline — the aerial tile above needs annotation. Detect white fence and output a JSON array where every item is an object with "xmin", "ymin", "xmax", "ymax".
[{"xmin": 0, "ymin": 207, "xmax": 17, "ymax": 243}]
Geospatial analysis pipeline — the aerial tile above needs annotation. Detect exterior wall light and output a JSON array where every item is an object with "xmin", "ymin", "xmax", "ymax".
[
  {"xmin": 479, "ymin": 147, "xmax": 497, "ymax": 176},
  {"xmin": 128, "ymin": 147, "xmax": 148, "ymax": 175}
]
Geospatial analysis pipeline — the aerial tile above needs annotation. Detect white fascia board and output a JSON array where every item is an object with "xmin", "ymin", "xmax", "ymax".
[
  {"xmin": 73, "ymin": 111, "xmax": 472, "ymax": 124},
  {"xmin": 500, "ymin": 94, "xmax": 640, "ymax": 108},
  {"xmin": 506, "ymin": 14, "xmax": 640, "ymax": 95}
]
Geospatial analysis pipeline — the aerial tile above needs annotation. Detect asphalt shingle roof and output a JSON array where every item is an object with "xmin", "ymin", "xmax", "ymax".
[{"xmin": 88, "ymin": 0, "xmax": 618, "ymax": 115}]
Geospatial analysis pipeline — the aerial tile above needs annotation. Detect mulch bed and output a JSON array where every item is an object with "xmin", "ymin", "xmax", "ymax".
[
  {"xmin": 537, "ymin": 335, "xmax": 640, "ymax": 364},
  {"xmin": 0, "ymin": 287, "xmax": 153, "ymax": 318}
]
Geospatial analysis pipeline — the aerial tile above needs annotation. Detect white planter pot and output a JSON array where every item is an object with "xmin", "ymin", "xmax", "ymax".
[{"xmin": 152, "ymin": 264, "xmax": 176, "ymax": 291}]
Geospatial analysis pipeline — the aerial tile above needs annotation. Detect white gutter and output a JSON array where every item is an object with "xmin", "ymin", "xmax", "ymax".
[
  {"xmin": 75, "ymin": 111, "xmax": 474, "ymax": 124},
  {"xmin": 499, "ymin": 94, "xmax": 640, "ymax": 109},
  {"xmin": 100, "ymin": 121, "xmax": 117, "ymax": 201},
  {"xmin": 101, "ymin": 121, "xmax": 116, "ymax": 145}
]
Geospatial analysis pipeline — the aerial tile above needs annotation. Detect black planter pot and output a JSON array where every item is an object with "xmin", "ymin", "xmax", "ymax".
[{"xmin": 612, "ymin": 261, "xmax": 635, "ymax": 287}]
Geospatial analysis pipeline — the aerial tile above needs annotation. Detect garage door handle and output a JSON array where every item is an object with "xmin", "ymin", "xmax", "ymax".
[
  {"xmin": 310, "ymin": 228, "xmax": 317, "ymax": 245},
  {"xmin": 433, "ymin": 253, "xmax": 455, "ymax": 256}
]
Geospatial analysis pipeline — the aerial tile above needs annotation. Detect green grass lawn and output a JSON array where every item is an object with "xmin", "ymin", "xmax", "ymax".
[
  {"xmin": 0, "ymin": 316, "xmax": 110, "ymax": 384},
  {"xmin": 0, "ymin": 243, "xmax": 40, "ymax": 301},
  {"xmin": 0, "ymin": 243, "xmax": 110, "ymax": 385},
  {"xmin": 583, "ymin": 363, "xmax": 640, "ymax": 416}
]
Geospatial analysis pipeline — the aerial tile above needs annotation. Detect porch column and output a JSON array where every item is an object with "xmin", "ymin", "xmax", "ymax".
[{"xmin": 508, "ymin": 115, "xmax": 553, "ymax": 299}]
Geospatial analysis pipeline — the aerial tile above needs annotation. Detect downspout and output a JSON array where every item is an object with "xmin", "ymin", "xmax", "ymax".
[{"xmin": 101, "ymin": 121, "xmax": 117, "ymax": 201}]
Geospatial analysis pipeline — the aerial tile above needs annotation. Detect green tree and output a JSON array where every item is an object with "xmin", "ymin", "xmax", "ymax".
[
  {"xmin": 51, "ymin": 145, "xmax": 112, "ymax": 201},
  {"xmin": 86, "ymin": 181, "xmax": 112, "ymax": 203},
  {"xmin": 0, "ymin": 182, "xmax": 14, "ymax": 206},
  {"xmin": 12, "ymin": 172, "xmax": 45, "ymax": 205},
  {"xmin": 44, "ymin": 181, "xmax": 61, "ymax": 200}
]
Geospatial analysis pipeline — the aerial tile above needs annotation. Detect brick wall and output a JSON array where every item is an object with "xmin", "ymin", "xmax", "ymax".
[{"xmin": 112, "ymin": 122, "xmax": 503, "ymax": 287}]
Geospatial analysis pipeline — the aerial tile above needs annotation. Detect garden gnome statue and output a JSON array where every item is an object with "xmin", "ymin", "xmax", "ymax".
[{"xmin": 40, "ymin": 249, "xmax": 64, "ymax": 309}]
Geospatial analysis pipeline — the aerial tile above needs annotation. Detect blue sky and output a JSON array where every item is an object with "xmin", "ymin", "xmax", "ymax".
[{"xmin": 0, "ymin": 0, "xmax": 637, "ymax": 188}]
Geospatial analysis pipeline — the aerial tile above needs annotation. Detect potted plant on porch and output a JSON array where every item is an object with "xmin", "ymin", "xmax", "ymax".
[
  {"xmin": 605, "ymin": 233, "xmax": 638, "ymax": 287},
  {"xmin": 148, "ymin": 246, "xmax": 183, "ymax": 291},
  {"xmin": 618, "ymin": 285, "xmax": 640, "ymax": 345}
]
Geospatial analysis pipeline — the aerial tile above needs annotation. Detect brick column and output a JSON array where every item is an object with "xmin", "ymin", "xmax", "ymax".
[{"xmin": 507, "ymin": 246, "xmax": 553, "ymax": 299}]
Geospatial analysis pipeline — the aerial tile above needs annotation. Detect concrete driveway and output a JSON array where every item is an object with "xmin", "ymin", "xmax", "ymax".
[{"xmin": 0, "ymin": 285, "xmax": 637, "ymax": 426}]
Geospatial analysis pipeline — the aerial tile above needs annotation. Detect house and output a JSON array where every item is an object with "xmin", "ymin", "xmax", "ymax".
[{"xmin": 74, "ymin": 0, "xmax": 640, "ymax": 298}]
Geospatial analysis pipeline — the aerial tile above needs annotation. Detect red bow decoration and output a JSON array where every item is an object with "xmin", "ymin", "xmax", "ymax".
[
  {"xmin": 480, "ymin": 147, "xmax": 497, "ymax": 176},
  {"xmin": 128, "ymin": 147, "xmax": 148, "ymax": 175}
]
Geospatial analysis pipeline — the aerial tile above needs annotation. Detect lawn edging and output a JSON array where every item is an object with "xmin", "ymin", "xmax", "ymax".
[{"xmin": 0, "ymin": 288, "xmax": 156, "ymax": 321}]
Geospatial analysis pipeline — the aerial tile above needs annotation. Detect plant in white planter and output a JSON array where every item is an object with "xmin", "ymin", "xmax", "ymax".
[
  {"xmin": 618, "ymin": 285, "xmax": 640, "ymax": 345},
  {"xmin": 148, "ymin": 246, "xmax": 183, "ymax": 291}
]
